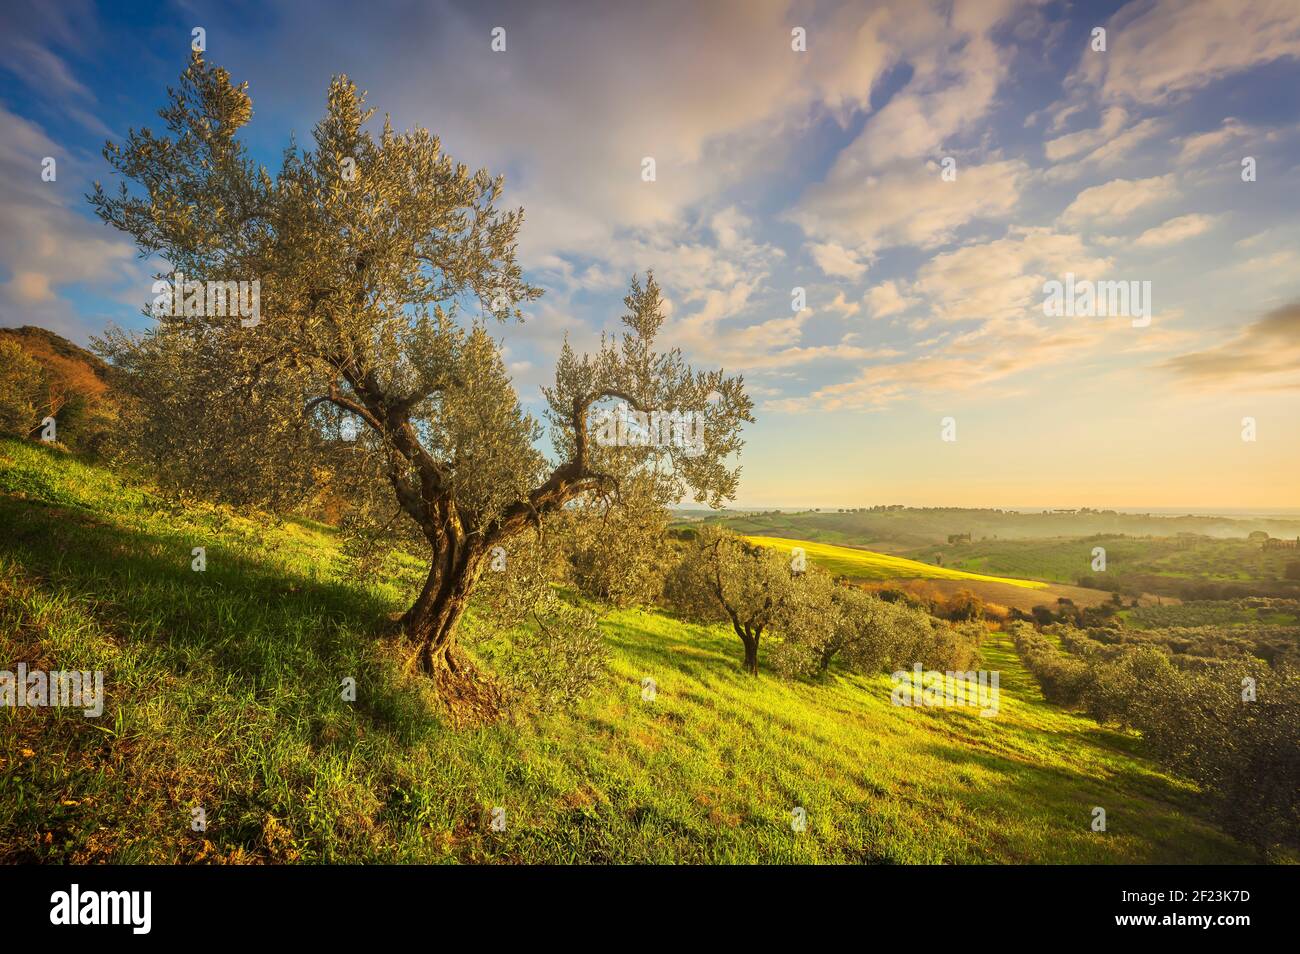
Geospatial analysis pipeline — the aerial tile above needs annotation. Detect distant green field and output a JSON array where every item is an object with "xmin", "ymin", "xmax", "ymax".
[
  {"xmin": 746, "ymin": 536, "xmax": 1048, "ymax": 590},
  {"xmin": 693, "ymin": 507, "xmax": 1300, "ymax": 551},
  {"xmin": 1118, "ymin": 601, "xmax": 1300, "ymax": 630},
  {"xmin": 691, "ymin": 512, "xmax": 1300, "ymax": 602},
  {"xmin": 929, "ymin": 537, "xmax": 1298, "ymax": 589}
]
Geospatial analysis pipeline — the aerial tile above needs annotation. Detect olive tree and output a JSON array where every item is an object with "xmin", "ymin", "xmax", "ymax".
[
  {"xmin": 91, "ymin": 55, "xmax": 753, "ymax": 718},
  {"xmin": 665, "ymin": 528, "xmax": 822, "ymax": 675},
  {"xmin": 553, "ymin": 469, "xmax": 673, "ymax": 608},
  {"xmin": 770, "ymin": 580, "xmax": 870, "ymax": 678},
  {"xmin": 773, "ymin": 586, "xmax": 978, "ymax": 678}
]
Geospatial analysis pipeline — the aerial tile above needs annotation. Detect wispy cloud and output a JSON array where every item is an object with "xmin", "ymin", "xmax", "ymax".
[{"xmin": 1163, "ymin": 303, "xmax": 1300, "ymax": 390}]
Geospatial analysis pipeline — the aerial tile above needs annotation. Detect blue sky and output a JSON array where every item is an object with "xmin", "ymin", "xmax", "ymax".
[{"xmin": 3, "ymin": 0, "xmax": 1300, "ymax": 508}]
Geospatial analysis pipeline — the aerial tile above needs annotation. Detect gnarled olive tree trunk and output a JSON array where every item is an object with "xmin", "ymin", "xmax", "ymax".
[
  {"xmin": 737, "ymin": 626, "xmax": 761, "ymax": 676},
  {"xmin": 743, "ymin": 634, "xmax": 759, "ymax": 681},
  {"xmin": 399, "ymin": 531, "xmax": 502, "ymax": 721}
]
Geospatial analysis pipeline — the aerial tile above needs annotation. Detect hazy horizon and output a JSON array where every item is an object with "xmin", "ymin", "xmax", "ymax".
[{"xmin": 678, "ymin": 504, "xmax": 1300, "ymax": 518}]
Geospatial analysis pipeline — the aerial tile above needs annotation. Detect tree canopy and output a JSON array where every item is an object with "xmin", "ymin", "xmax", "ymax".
[{"xmin": 91, "ymin": 54, "xmax": 754, "ymax": 719}]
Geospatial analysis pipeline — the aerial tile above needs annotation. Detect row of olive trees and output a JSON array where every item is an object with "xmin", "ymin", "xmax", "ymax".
[
  {"xmin": 539, "ymin": 516, "xmax": 986, "ymax": 681},
  {"xmin": 658, "ymin": 526, "xmax": 983, "ymax": 679},
  {"xmin": 1012, "ymin": 622, "xmax": 1299, "ymax": 854}
]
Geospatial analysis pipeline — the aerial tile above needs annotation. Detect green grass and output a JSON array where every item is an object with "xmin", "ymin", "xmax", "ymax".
[
  {"xmin": 745, "ymin": 535, "xmax": 1049, "ymax": 590},
  {"xmin": 0, "ymin": 439, "xmax": 1256, "ymax": 863}
]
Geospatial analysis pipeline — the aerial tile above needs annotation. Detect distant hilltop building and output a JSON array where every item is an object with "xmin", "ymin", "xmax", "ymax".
[
  {"xmin": 1262, "ymin": 537, "xmax": 1300, "ymax": 550},
  {"xmin": 947, "ymin": 533, "xmax": 972, "ymax": 544}
]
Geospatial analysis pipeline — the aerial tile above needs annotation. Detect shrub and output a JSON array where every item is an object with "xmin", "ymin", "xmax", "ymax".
[
  {"xmin": 0, "ymin": 339, "xmax": 45, "ymax": 437},
  {"xmin": 1010, "ymin": 621, "xmax": 1300, "ymax": 854},
  {"xmin": 1011, "ymin": 624, "xmax": 1090, "ymax": 707},
  {"xmin": 774, "ymin": 587, "xmax": 984, "ymax": 679}
]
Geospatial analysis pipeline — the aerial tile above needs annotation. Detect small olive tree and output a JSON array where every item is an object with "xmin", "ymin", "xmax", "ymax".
[
  {"xmin": 665, "ymin": 527, "xmax": 823, "ymax": 675},
  {"xmin": 770, "ymin": 580, "xmax": 871, "ymax": 678},
  {"xmin": 770, "ymin": 578, "xmax": 984, "ymax": 679},
  {"xmin": 91, "ymin": 55, "xmax": 753, "ymax": 718}
]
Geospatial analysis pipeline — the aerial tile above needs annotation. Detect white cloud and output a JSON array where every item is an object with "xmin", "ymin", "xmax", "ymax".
[
  {"xmin": 291, "ymin": 0, "xmax": 916, "ymax": 268},
  {"xmin": 809, "ymin": 241, "xmax": 870, "ymax": 280},
  {"xmin": 1059, "ymin": 174, "xmax": 1180, "ymax": 226},
  {"xmin": 1044, "ymin": 107, "xmax": 1129, "ymax": 161},
  {"xmin": 1175, "ymin": 118, "xmax": 1251, "ymax": 164},
  {"xmin": 1073, "ymin": 0, "xmax": 1300, "ymax": 105},
  {"xmin": 823, "ymin": 289, "xmax": 862, "ymax": 318},
  {"xmin": 792, "ymin": 158, "xmax": 1027, "ymax": 255},
  {"xmin": 768, "ymin": 318, "xmax": 1095, "ymax": 412},
  {"xmin": 864, "ymin": 280, "xmax": 917, "ymax": 319},
  {"xmin": 913, "ymin": 227, "xmax": 1112, "ymax": 323},
  {"xmin": 786, "ymin": 0, "xmax": 1035, "ymax": 255},
  {"xmin": 710, "ymin": 207, "xmax": 751, "ymax": 251},
  {"xmin": 841, "ymin": 0, "xmax": 1028, "ymax": 170},
  {"xmin": 1133, "ymin": 213, "xmax": 1218, "ymax": 248},
  {"xmin": 1043, "ymin": 117, "xmax": 1165, "ymax": 182},
  {"xmin": 0, "ymin": 105, "xmax": 138, "ymax": 340}
]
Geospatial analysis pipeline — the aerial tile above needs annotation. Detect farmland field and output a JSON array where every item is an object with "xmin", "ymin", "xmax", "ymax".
[
  {"xmin": 931, "ymin": 537, "xmax": 1299, "ymax": 587},
  {"xmin": 745, "ymin": 535, "xmax": 1048, "ymax": 588},
  {"xmin": 742, "ymin": 535, "xmax": 1135, "ymax": 611}
]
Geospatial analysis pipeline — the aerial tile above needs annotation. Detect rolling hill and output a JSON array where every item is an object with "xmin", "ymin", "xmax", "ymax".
[
  {"xmin": 744, "ymin": 535, "xmax": 1049, "ymax": 588},
  {"xmin": 0, "ymin": 325, "xmax": 121, "ymax": 453},
  {"xmin": 0, "ymin": 437, "xmax": 1257, "ymax": 863},
  {"xmin": 741, "ymin": 534, "xmax": 1138, "ymax": 612}
]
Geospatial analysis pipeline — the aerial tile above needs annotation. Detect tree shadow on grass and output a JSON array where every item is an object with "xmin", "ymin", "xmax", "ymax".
[
  {"xmin": 597, "ymin": 608, "xmax": 757, "ymax": 681},
  {"xmin": 907, "ymin": 733, "xmax": 1255, "ymax": 863},
  {"xmin": 0, "ymin": 494, "xmax": 431, "ymax": 742}
]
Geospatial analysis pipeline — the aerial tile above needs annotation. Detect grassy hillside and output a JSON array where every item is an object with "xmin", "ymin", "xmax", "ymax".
[
  {"xmin": 744, "ymin": 535, "xmax": 1048, "ymax": 589},
  {"xmin": 0, "ymin": 326, "xmax": 120, "ymax": 388},
  {"xmin": 0, "ymin": 438, "xmax": 1257, "ymax": 863}
]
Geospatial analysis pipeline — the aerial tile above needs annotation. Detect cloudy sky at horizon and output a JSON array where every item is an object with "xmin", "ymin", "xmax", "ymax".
[{"xmin": 3, "ymin": 0, "xmax": 1300, "ymax": 509}]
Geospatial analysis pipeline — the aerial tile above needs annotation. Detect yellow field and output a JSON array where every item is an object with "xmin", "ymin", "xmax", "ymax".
[{"xmin": 745, "ymin": 535, "xmax": 1049, "ymax": 590}]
